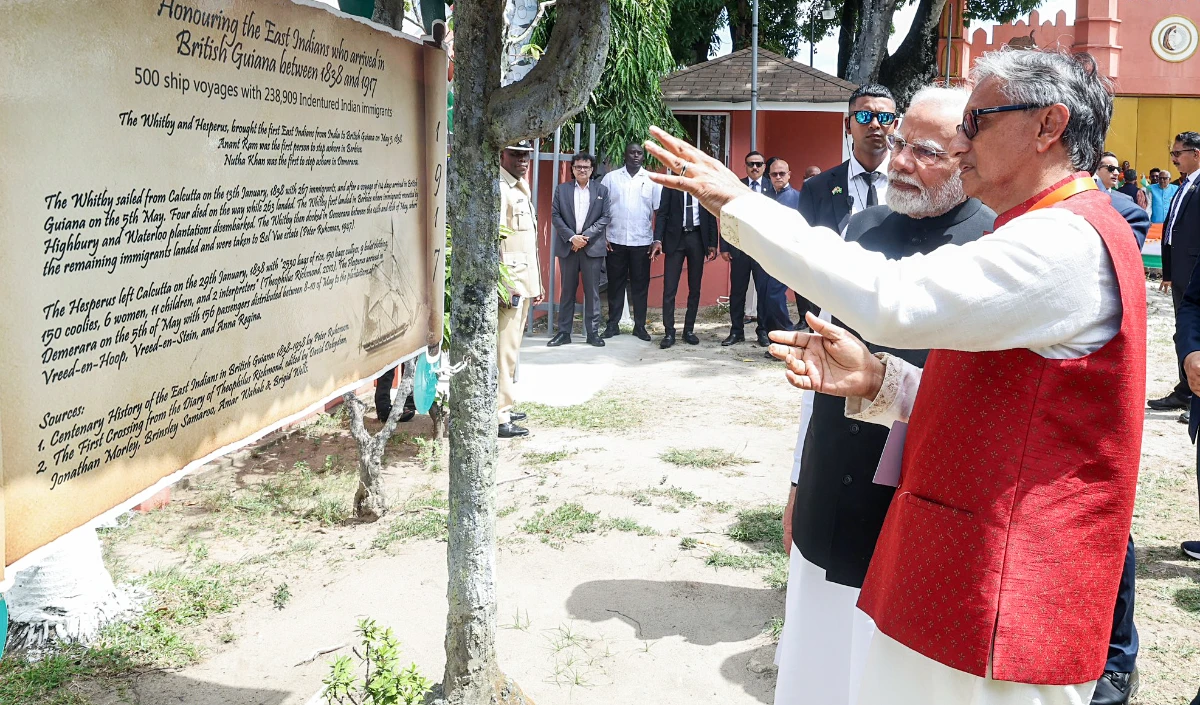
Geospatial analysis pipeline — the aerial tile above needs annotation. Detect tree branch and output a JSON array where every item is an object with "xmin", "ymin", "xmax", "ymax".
[{"xmin": 486, "ymin": 0, "xmax": 611, "ymax": 147}]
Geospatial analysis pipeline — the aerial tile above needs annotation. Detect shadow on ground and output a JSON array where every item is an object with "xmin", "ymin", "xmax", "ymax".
[
  {"xmin": 564, "ymin": 579, "xmax": 783, "ymax": 646},
  {"xmin": 720, "ymin": 643, "xmax": 778, "ymax": 705},
  {"xmin": 87, "ymin": 672, "xmax": 291, "ymax": 705},
  {"xmin": 1138, "ymin": 543, "xmax": 1200, "ymax": 581}
]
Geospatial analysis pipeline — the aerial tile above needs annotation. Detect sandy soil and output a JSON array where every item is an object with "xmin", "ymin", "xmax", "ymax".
[{"xmin": 92, "ymin": 287, "xmax": 1200, "ymax": 705}]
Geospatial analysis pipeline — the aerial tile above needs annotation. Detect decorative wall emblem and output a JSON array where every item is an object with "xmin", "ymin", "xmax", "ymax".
[{"xmin": 1151, "ymin": 15, "xmax": 1198, "ymax": 63}]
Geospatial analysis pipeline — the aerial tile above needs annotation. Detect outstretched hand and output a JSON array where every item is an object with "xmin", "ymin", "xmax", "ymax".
[
  {"xmin": 767, "ymin": 313, "xmax": 885, "ymax": 400},
  {"xmin": 643, "ymin": 126, "xmax": 751, "ymax": 215}
]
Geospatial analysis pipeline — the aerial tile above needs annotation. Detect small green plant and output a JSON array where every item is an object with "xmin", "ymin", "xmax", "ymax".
[
  {"xmin": 323, "ymin": 619, "xmax": 432, "ymax": 705},
  {"xmin": 679, "ymin": 537, "xmax": 698, "ymax": 550},
  {"xmin": 372, "ymin": 492, "xmax": 449, "ymax": 549},
  {"xmin": 728, "ymin": 506, "xmax": 784, "ymax": 544},
  {"xmin": 412, "ymin": 436, "xmax": 443, "ymax": 472},
  {"xmin": 273, "ymin": 582, "xmax": 292, "ymax": 610},
  {"xmin": 659, "ymin": 447, "xmax": 742, "ymax": 469},
  {"xmin": 502, "ymin": 608, "xmax": 532, "ymax": 631},
  {"xmin": 602, "ymin": 517, "xmax": 659, "ymax": 536},
  {"xmin": 307, "ymin": 408, "xmax": 348, "ymax": 438},
  {"xmin": 520, "ymin": 392, "xmax": 646, "ymax": 430},
  {"xmin": 520, "ymin": 503, "xmax": 599, "ymax": 547},
  {"xmin": 497, "ymin": 504, "xmax": 519, "ymax": 518},
  {"xmin": 522, "ymin": 449, "xmax": 574, "ymax": 466},
  {"xmin": 764, "ymin": 616, "xmax": 784, "ymax": 641}
]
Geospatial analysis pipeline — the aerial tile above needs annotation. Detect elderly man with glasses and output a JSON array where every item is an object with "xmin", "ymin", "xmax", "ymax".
[
  {"xmin": 647, "ymin": 48, "xmax": 1144, "ymax": 705},
  {"xmin": 774, "ymin": 85, "xmax": 996, "ymax": 705}
]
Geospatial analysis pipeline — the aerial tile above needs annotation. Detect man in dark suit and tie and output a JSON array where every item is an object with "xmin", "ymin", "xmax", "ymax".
[
  {"xmin": 796, "ymin": 84, "xmax": 896, "ymax": 325},
  {"xmin": 1154, "ymin": 132, "xmax": 1200, "ymax": 415},
  {"xmin": 655, "ymin": 185, "xmax": 716, "ymax": 348},
  {"xmin": 548, "ymin": 153, "xmax": 611, "ymax": 347},
  {"xmin": 720, "ymin": 151, "xmax": 772, "ymax": 347}
]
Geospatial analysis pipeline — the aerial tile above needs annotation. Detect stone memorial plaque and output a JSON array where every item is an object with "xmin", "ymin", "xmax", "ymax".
[{"xmin": 0, "ymin": 0, "xmax": 448, "ymax": 578}]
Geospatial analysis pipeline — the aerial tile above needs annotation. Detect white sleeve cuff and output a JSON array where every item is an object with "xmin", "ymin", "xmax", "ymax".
[
  {"xmin": 846, "ymin": 353, "xmax": 923, "ymax": 427},
  {"xmin": 791, "ymin": 390, "xmax": 815, "ymax": 484}
]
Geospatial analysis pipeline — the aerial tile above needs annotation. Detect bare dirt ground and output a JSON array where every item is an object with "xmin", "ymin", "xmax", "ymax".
[{"xmin": 9, "ymin": 284, "xmax": 1200, "ymax": 705}]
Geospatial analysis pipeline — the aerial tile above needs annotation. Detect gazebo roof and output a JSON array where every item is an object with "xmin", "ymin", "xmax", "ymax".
[{"xmin": 661, "ymin": 47, "xmax": 858, "ymax": 104}]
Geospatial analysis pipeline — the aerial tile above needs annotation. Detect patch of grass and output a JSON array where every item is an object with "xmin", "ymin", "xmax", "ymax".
[
  {"xmin": 660, "ymin": 447, "xmax": 742, "ymax": 469},
  {"xmin": 602, "ymin": 517, "xmax": 659, "ymax": 537},
  {"xmin": 412, "ymin": 436, "xmax": 443, "ymax": 473},
  {"xmin": 728, "ymin": 506, "xmax": 784, "ymax": 544},
  {"xmin": 519, "ymin": 392, "xmax": 645, "ymax": 431},
  {"xmin": 372, "ymin": 491, "xmax": 450, "ymax": 549},
  {"xmin": 497, "ymin": 504, "xmax": 519, "ymax": 518},
  {"xmin": 679, "ymin": 537, "xmax": 698, "ymax": 550},
  {"xmin": 0, "ymin": 645, "xmax": 128, "ymax": 705},
  {"xmin": 705, "ymin": 500, "xmax": 734, "ymax": 514},
  {"xmin": 764, "ymin": 616, "xmax": 784, "ymax": 641},
  {"xmin": 202, "ymin": 457, "xmax": 356, "ymax": 526},
  {"xmin": 1174, "ymin": 587, "xmax": 1200, "ymax": 613},
  {"xmin": 631, "ymin": 492, "xmax": 652, "ymax": 506},
  {"xmin": 521, "ymin": 503, "xmax": 599, "ymax": 547},
  {"xmin": 272, "ymin": 582, "xmax": 292, "ymax": 610},
  {"xmin": 522, "ymin": 449, "xmax": 574, "ymax": 466},
  {"xmin": 306, "ymin": 407, "xmax": 347, "ymax": 437},
  {"xmin": 502, "ymin": 609, "xmax": 532, "ymax": 631}
]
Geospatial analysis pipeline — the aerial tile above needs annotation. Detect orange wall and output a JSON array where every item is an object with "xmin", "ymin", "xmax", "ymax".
[
  {"xmin": 763, "ymin": 111, "xmax": 846, "ymax": 174},
  {"xmin": 1109, "ymin": 0, "xmax": 1200, "ymax": 96}
]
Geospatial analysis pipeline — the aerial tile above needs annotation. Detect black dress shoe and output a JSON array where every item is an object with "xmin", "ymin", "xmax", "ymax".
[
  {"xmin": 1148, "ymin": 392, "xmax": 1190, "ymax": 410},
  {"xmin": 1183, "ymin": 540, "xmax": 1200, "ymax": 560},
  {"xmin": 509, "ymin": 411, "xmax": 527, "ymax": 422},
  {"xmin": 1090, "ymin": 669, "xmax": 1137, "ymax": 705},
  {"xmin": 1181, "ymin": 410, "xmax": 1191, "ymax": 425},
  {"xmin": 721, "ymin": 332, "xmax": 744, "ymax": 346},
  {"xmin": 547, "ymin": 332, "xmax": 572, "ymax": 347},
  {"xmin": 601, "ymin": 326, "xmax": 620, "ymax": 339},
  {"xmin": 376, "ymin": 405, "xmax": 392, "ymax": 422},
  {"xmin": 660, "ymin": 334, "xmax": 676, "ymax": 349},
  {"xmin": 498, "ymin": 422, "xmax": 529, "ymax": 438},
  {"xmin": 683, "ymin": 331, "xmax": 700, "ymax": 345},
  {"xmin": 633, "ymin": 326, "xmax": 652, "ymax": 341},
  {"xmin": 757, "ymin": 332, "xmax": 770, "ymax": 347},
  {"xmin": 587, "ymin": 336, "xmax": 605, "ymax": 347}
]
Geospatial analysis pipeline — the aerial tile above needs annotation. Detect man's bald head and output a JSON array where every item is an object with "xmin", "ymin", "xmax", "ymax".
[{"xmin": 769, "ymin": 159, "xmax": 791, "ymax": 193}]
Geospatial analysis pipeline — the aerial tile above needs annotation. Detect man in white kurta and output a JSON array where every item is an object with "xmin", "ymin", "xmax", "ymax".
[{"xmin": 645, "ymin": 50, "xmax": 1137, "ymax": 705}]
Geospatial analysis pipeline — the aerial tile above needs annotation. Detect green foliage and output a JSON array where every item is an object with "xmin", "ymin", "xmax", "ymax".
[
  {"xmin": 272, "ymin": 582, "xmax": 292, "ymax": 610},
  {"xmin": 519, "ymin": 392, "xmax": 645, "ymax": 430},
  {"xmin": 372, "ymin": 491, "xmax": 450, "ymax": 549},
  {"xmin": 659, "ymin": 447, "xmax": 742, "ymax": 469},
  {"xmin": 728, "ymin": 506, "xmax": 784, "ymax": 544},
  {"xmin": 668, "ymin": 0, "xmax": 810, "ymax": 68},
  {"xmin": 521, "ymin": 503, "xmax": 600, "ymax": 546},
  {"xmin": 323, "ymin": 619, "xmax": 432, "ymax": 705},
  {"xmin": 703, "ymin": 505, "xmax": 789, "ymax": 589},
  {"xmin": 533, "ymin": 0, "xmax": 684, "ymax": 166}
]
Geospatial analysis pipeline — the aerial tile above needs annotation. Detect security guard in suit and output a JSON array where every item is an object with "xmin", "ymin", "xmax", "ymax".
[{"xmin": 497, "ymin": 140, "xmax": 542, "ymax": 438}]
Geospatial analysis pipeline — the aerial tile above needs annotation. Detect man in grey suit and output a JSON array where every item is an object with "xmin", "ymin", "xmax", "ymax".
[{"xmin": 548, "ymin": 152, "xmax": 611, "ymax": 346}]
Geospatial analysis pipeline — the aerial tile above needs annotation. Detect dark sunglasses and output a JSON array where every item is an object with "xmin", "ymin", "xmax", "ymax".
[
  {"xmin": 959, "ymin": 103, "xmax": 1041, "ymax": 139},
  {"xmin": 852, "ymin": 110, "xmax": 897, "ymax": 126},
  {"xmin": 1098, "ymin": 164, "xmax": 1120, "ymax": 174},
  {"xmin": 769, "ymin": 171, "xmax": 789, "ymax": 177},
  {"xmin": 746, "ymin": 160, "xmax": 765, "ymax": 168}
]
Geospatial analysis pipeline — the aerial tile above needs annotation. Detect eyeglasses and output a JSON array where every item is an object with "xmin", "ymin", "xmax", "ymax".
[
  {"xmin": 958, "ymin": 103, "xmax": 1041, "ymax": 140},
  {"xmin": 886, "ymin": 134, "xmax": 947, "ymax": 165},
  {"xmin": 1170, "ymin": 148, "xmax": 1199, "ymax": 158},
  {"xmin": 769, "ymin": 171, "xmax": 789, "ymax": 177},
  {"xmin": 1098, "ymin": 164, "xmax": 1120, "ymax": 174},
  {"xmin": 572, "ymin": 164, "xmax": 593, "ymax": 171},
  {"xmin": 852, "ymin": 110, "xmax": 897, "ymax": 126},
  {"xmin": 746, "ymin": 161, "xmax": 765, "ymax": 168}
]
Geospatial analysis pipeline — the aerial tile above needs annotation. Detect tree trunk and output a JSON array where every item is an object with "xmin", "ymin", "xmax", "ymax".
[
  {"xmin": 345, "ymin": 367, "xmax": 415, "ymax": 521},
  {"xmin": 877, "ymin": 0, "xmax": 949, "ymax": 108},
  {"xmin": 844, "ymin": 0, "xmax": 899, "ymax": 84},
  {"xmin": 438, "ymin": 0, "xmax": 609, "ymax": 702},
  {"xmin": 836, "ymin": 0, "xmax": 861, "ymax": 79},
  {"xmin": 6, "ymin": 528, "xmax": 135, "ymax": 654}
]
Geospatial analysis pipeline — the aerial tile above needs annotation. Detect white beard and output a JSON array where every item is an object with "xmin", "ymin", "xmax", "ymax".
[{"xmin": 886, "ymin": 170, "xmax": 966, "ymax": 218}]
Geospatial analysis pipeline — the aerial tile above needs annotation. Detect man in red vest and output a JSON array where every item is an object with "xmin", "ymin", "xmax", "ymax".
[{"xmin": 645, "ymin": 49, "xmax": 1144, "ymax": 704}]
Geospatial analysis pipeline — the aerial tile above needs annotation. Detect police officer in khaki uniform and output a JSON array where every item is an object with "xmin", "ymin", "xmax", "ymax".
[{"xmin": 497, "ymin": 140, "xmax": 542, "ymax": 438}]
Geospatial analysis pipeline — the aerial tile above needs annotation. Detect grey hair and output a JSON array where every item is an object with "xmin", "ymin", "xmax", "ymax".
[
  {"xmin": 971, "ymin": 49, "xmax": 1113, "ymax": 172},
  {"xmin": 906, "ymin": 85, "xmax": 971, "ymax": 118}
]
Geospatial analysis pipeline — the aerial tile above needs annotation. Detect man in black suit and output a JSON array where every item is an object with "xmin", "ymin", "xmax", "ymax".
[
  {"xmin": 796, "ymin": 84, "xmax": 896, "ymax": 325},
  {"xmin": 655, "ymin": 185, "xmax": 716, "ymax": 348},
  {"xmin": 548, "ymin": 152, "xmax": 611, "ymax": 347},
  {"xmin": 1153, "ymin": 132, "xmax": 1200, "ymax": 414},
  {"xmin": 720, "ymin": 151, "xmax": 772, "ymax": 347}
]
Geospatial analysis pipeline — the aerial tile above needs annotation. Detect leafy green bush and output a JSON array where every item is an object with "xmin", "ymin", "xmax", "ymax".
[{"xmin": 323, "ymin": 619, "xmax": 432, "ymax": 705}]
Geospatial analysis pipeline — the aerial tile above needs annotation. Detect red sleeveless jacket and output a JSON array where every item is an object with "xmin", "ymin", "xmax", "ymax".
[{"xmin": 856, "ymin": 174, "xmax": 1146, "ymax": 685}]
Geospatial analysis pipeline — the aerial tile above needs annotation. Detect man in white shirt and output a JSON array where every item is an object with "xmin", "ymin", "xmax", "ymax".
[
  {"xmin": 600, "ymin": 143, "xmax": 662, "ymax": 341},
  {"xmin": 647, "ymin": 48, "xmax": 1144, "ymax": 705},
  {"xmin": 1155, "ymin": 134, "xmax": 1200, "ymax": 416}
]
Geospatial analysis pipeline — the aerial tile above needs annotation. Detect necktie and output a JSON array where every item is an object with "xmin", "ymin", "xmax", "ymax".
[
  {"xmin": 684, "ymin": 192, "xmax": 694, "ymax": 229},
  {"xmin": 1166, "ymin": 178, "xmax": 1190, "ymax": 245},
  {"xmin": 751, "ymin": 180, "xmax": 760, "ymax": 193},
  {"xmin": 863, "ymin": 172, "xmax": 879, "ymax": 207}
]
